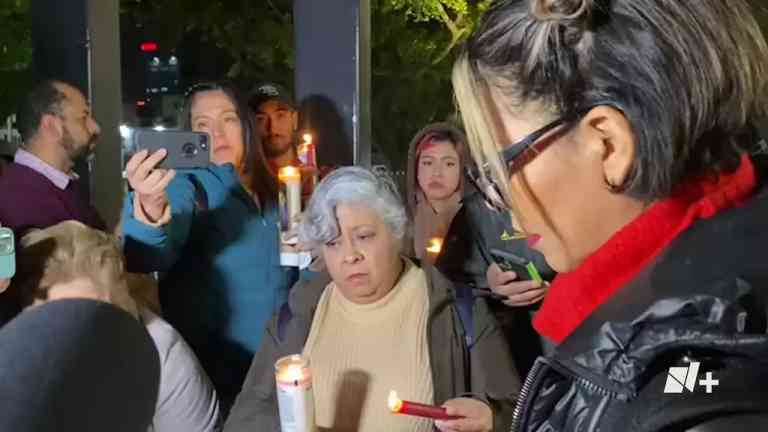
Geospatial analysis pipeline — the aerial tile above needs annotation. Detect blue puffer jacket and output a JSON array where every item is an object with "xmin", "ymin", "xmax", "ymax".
[{"xmin": 122, "ymin": 163, "xmax": 297, "ymax": 405}]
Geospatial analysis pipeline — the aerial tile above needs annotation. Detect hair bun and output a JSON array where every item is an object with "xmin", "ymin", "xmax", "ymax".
[{"xmin": 531, "ymin": 0, "xmax": 593, "ymax": 21}]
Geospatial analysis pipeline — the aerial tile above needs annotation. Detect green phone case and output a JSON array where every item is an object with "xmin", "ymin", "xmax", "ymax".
[
  {"xmin": 490, "ymin": 248, "xmax": 543, "ymax": 284},
  {"xmin": 0, "ymin": 227, "xmax": 16, "ymax": 279}
]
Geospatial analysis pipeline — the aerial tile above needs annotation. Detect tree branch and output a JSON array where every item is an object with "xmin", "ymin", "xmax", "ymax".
[
  {"xmin": 435, "ymin": 2, "xmax": 460, "ymax": 38},
  {"xmin": 431, "ymin": 2, "xmax": 468, "ymax": 64},
  {"xmin": 266, "ymin": 0, "xmax": 289, "ymax": 23},
  {"xmin": 432, "ymin": 27, "xmax": 467, "ymax": 65}
]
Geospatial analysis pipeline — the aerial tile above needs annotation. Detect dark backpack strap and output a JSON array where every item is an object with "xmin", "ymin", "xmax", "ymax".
[
  {"xmin": 455, "ymin": 284, "xmax": 476, "ymax": 349},
  {"xmin": 427, "ymin": 262, "xmax": 475, "ymax": 347},
  {"xmin": 453, "ymin": 284, "xmax": 476, "ymax": 393},
  {"xmin": 187, "ymin": 174, "xmax": 208, "ymax": 212},
  {"xmin": 276, "ymin": 302, "xmax": 293, "ymax": 343}
]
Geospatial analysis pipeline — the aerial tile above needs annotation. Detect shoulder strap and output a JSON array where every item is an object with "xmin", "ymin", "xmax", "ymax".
[
  {"xmin": 424, "ymin": 263, "xmax": 476, "ymax": 347},
  {"xmin": 454, "ymin": 285, "xmax": 476, "ymax": 349},
  {"xmin": 276, "ymin": 302, "xmax": 293, "ymax": 343},
  {"xmin": 453, "ymin": 284, "xmax": 476, "ymax": 393}
]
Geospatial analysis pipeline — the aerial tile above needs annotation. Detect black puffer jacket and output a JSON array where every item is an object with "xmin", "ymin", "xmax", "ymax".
[{"xmin": 512, "ymin": 182, "xmax": 768, "ymax": 431}]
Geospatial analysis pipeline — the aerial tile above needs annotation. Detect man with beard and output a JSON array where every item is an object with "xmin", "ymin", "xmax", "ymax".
[
  {"xmin": 0, "ymin": 80, "xmax": 104, "ymax": 236},
  {"xmin": 250, "ymin": 83, "xmax": 335, "ymax": 202},
  {"xmin": 249, "ymin": 82, "xmax": 300, "ymax": 173}
]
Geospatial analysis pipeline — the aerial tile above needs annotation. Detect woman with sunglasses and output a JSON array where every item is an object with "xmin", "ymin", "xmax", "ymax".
[
  {"xmin": 121, "ymin": 82, "xmax": 296, "ymax": 411},
  {"xmin": 447, "ymin": 0, "xmax": 768, "ymax": 431}
]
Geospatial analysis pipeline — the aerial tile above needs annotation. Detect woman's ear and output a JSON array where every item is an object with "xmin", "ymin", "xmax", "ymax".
[{"xmin": 578, "ymin": 106, "xmax": 636, "ymax": 189}]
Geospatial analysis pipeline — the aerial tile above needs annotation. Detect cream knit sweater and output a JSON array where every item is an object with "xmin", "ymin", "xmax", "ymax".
[{"xmin": 303, "ymin": 260, "xmax": 434, "ymax": 432}]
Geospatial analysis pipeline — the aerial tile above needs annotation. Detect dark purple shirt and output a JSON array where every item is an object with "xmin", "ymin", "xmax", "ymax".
[{"xmin": 0, "ymin": 162, "xmax": 105, "ymax": 236}]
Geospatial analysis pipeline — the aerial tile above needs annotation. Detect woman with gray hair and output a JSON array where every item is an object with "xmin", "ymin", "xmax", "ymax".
[{"xmin": 225, "ymin": 167, "xmax": 520, "ymax": 432}]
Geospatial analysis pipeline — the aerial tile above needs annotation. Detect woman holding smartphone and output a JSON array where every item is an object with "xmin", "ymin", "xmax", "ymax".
[{"xmin": 121, "ymin": 82, "xmax": 296, "ymax": 412}]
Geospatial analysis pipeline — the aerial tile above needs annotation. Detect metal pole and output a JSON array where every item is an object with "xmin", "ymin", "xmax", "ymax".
[
  {"xmin": 30, "ymin": 0, "xmax": 124, "ymax": 230},
  {"xmin": 87, "ymin": 0, "xmax": 124, "ymax": 230},
  {"xmin": 293, "ymin": 0, "xmax": 371, "ymax": 168}
]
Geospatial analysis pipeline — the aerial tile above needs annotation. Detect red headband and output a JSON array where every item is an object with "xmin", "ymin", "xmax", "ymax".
[{"xmin": 417, "ymin": 133, "xmax": 449, "ymax": 153}]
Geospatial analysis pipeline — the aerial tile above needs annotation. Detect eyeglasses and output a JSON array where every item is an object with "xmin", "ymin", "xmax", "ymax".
[{"xmin": 466, "ymin": 112, "xmax": 584, "ymax": 212}]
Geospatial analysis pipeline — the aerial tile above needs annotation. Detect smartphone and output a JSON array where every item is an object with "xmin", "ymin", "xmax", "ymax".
[
  {"xmin": 489, "ymin": 248, "xmax": 543, "ymax": 284},
  {"xmin": 0, "ymin": 227, "xmax": 15, "ymax": 279},
  {"xmin": 133, "ymin": 129, "xmax": 211, "ymax": 169}
]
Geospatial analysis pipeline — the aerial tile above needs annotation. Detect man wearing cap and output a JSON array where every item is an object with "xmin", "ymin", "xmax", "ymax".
[
  {"xmin": 249, "ymin": 82, "xmax": 336, "ymax": 203},
  {"xmin": 249, "ymin": 82, "xmax": 301, "ymax": 172}
]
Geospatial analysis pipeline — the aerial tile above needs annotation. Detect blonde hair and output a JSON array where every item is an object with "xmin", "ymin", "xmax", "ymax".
[
  {"xmin": 453, "ymin": 52, "xmax": 511, "ymax": 208},
  {"xmin": 14, "ymin": 221, "xmax": 138, "ymax": 318},
  {"xmin": 454, "ymin": 0, "xmax": 768, "ymax": 200}
]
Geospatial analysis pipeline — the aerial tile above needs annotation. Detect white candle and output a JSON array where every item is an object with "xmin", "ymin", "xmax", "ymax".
[
  {"xmin": 279, "ymin": 166, "xmax": 302, "ymax": 231},
  {"xmin": 298, "ymin": 133, "xmax": 316, "ymax": 167},
  {"xmin": 275, "ymin": 355, "xmax": 316, "ymax": 432}
]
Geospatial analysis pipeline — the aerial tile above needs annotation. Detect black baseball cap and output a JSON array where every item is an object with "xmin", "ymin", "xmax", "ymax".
[{"xmin": 249, "ymin": 82, "xmax": 296, "ymax": 111}]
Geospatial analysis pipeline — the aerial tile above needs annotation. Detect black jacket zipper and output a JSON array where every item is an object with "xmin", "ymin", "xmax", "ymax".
[
  {"xmin": 572, "ymin": 375, "xmax": 626, "ymax": 399},
  {"xmin": 509, "ymin": 358, "xmax": 629, "ymax": 432},
  {"xmin": 509, "ymin": 357, "xmax": 548, "ymax": 432}
]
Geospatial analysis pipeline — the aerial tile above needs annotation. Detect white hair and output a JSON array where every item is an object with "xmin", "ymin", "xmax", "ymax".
[{"xmin": 298, "ymin": 166, "xmax": 407, "ymax": 249}]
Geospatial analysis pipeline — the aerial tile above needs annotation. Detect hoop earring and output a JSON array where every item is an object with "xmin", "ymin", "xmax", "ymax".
[{"xmin": 603, "ymin": 175, "xmax": 625, "ymax": 193}]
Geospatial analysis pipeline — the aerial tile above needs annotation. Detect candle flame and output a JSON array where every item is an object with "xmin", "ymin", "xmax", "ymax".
[
  {"xmin": 278, "ymin": 165, "xmax": 301, "ymax": 181},
  {"xmin": 287, "ymin": 365, "xmax": 303, "ymax": 381},
  {"xmin": 277, "ymin": 364, "xmax": 305, "ymax": 383},
  {"xmin": 426, "ymin": 237, "xmax": 443, "ymax": 254},
  {"xmin": 302, "ymin": 133, "xmax": 313, "ymax": 145},
  {"xmin": 388, "ymin": 390, "xmax": 403, "ymax": 413},
  {"xmin": 277, "ymin": 364, "xmax": 309, "ymax": 385}
]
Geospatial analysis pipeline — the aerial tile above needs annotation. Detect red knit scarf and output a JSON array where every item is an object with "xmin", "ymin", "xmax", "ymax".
[{"xmin": 533, "ymin": 155, "xmax": 758, "ymax": 344}]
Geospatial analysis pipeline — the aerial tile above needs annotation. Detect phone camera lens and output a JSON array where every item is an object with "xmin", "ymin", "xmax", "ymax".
[{"xmin": 182, "ymin": 142, "xmax": 198, "ymax": 158}]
